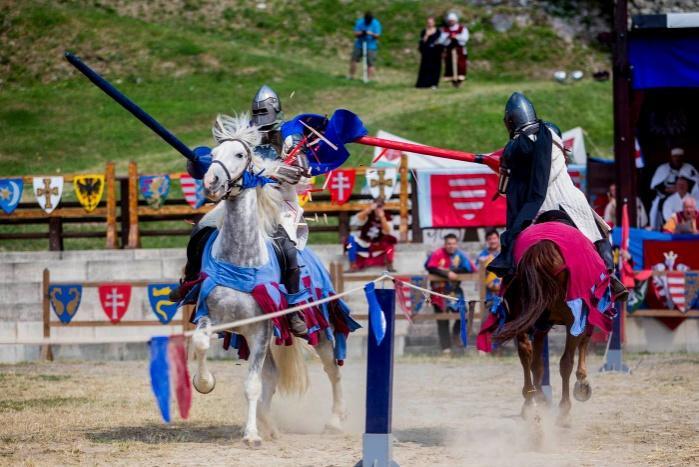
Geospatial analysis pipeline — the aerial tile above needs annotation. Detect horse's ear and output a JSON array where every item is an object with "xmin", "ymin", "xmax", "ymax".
[{"xmin": 213, "ymin": 119, "xmax": 224, "ymax": 143}]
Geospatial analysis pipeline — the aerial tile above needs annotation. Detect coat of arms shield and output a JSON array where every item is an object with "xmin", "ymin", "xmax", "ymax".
[
  {"xmin": 49, "ymin": 284, "xmax": 83, "ymax": 324},
  {"xmin": 33, "ymin": 176, "xmax": 63, "ymax": 214},
  {"xmin": 365, "ymin": 168, "xmax": 397, "ymax": 200},
  {"xmin": 140, "ymin": 175, "xmax": 171, "ymax": 209},
  {"xmin": 73, "ymin": 175, "xmax": 105, "ymax": 212},
  {"xmin": 147, "ymin": 283, "xmax": 179, "ymax": 324},
  {"xmin": 98, "ymin": 283, "xmax": 132, "ymax": 324},
  {"xmin": 0, "ymin": 178, "xmax": 23, "ymax": 214}
]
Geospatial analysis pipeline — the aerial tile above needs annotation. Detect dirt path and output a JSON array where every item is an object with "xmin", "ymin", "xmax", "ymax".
[{"xmin": 1, "ymin": 353, "xmax": 698, "ymax": 466}]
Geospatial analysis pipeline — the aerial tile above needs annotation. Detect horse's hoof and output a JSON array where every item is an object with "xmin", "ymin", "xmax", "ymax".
[
  {"xmin": 243, "ymin": 435, "xmax": 263, "ymax": 447},
  {"xmin": 520, "ymin": 401, "xmax": 536, "ymax": 420},
  {"xmin": 556, "ymin": 414, "xmax": 572, "ymax": 428},
  {"xmin": 573, "ymin": 380, "xmax": 592, "ymax": 402},
  {"xmin": 323, "ymin": 421, "xmax": 343, "ymax": 434},
  {"xmin": 192, "ymin": 372, "xmax": 216, "ymax": 394}
]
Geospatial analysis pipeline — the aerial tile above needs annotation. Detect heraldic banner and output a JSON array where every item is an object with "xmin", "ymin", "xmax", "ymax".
[{"xmin": 416, "ymin": 168, "xmax": 506, "ymax": 228}]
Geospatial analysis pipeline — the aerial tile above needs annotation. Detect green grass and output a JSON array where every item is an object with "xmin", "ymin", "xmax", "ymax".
[{"xmin": 0, "ymin": 0, "xmax": 613, "ymax": 249}]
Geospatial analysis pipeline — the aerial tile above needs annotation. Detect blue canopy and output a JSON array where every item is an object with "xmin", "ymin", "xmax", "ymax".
[{"xmin": 629, "ymin": 36, "xmax": 699, "ymax": 89}]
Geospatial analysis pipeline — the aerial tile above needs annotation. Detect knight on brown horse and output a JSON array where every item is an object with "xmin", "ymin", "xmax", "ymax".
[{"xmin": 492, "ymin": 212, "xmax": 615, "ymax": 425}]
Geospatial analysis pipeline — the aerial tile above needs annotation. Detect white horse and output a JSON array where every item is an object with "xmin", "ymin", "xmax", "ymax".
[{"xmin": 191, "ymin": 114, "xmax": 347, "ymax": 446}]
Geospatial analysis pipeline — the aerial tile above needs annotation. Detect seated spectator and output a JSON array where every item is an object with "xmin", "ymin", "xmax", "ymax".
[
  {"xmin": 425, "ymin": 233, "xmax": 476, "ymax": 354},
  {"xmin": 477, "ymin": 229, "xmax": 502, "ymax": 310},
  {"xmin": 346, "ymin": 199, "xmax": 397, "ymax": 271},
  {"xmin": 663, "ymin": 196, "xmax": 698, "ymax": 234},
  {"xmin": 603, "ymin": 183, "xmax": 648, "ymax": 228},
  {"xmin": 662, "ymin": 169, "xmax": 696, "ymax": 222},
  {"xmin": 649, "ymin": 147, "xmax": 698, "ymax": 229}
]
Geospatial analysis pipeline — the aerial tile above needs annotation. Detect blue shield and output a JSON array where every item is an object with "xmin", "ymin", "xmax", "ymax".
[
  {"xmin": 148, "ymin": 283, "xmax": 179, "ymax": 324},
  {"xmin": 48, "ymin": 285, "xmax": 82, "ymax": 324},
  {"xmin": 410, "ymin": 276, "xmax": 427, "ymax": 314},
  {"xmin": 140, "ymin": 175, "xmax": 171, "ymax": 209},
  {"xmin": 0, "ymin": 178, "xmax": 23, "ymax": 214}
]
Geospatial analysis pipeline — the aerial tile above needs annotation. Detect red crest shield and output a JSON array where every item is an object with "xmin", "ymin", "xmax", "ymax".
[
  {"xmin": 98, "ymin": 283, "xmax": 132, "ymax": 324},
  {"xmin": 328, "ymin": 169, "xmax": 356, "ymax": 205}
]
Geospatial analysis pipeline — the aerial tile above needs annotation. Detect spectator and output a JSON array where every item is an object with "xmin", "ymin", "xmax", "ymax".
[
  {"xmin": 346, "ymin": 199, "xmax": 397, "ymax": 271},
  {"xmin": 477, "ymin": 229, "xmax": 502, "ymax": 310},
  {"xmin": 437, "ymin": 11, "xmax": 469, "ymax": 87},
  {"xmin": 663, "ymin": 196, "xmax": 698, "ymax": 234},
  {"xmin": 415, "ymin": 16, "xmax": 443, "ymax": 89},
  {"xmin": 425, "ymin": 233, "xmax": 476, "ymax": 354},
  {"xmin": 662, "ymin": 174, "xmax": 694, "ymax": 222},
  {"xmin": 349, "ymin": 11, "xmax": 382, "ymax": 81},
  {"xmin": 603, "ymin": 183, "xmax": 648, "ymax": 228},
  {"xmin": 649, "ymin": 147, "xmax": 698, "ymax": 229}
]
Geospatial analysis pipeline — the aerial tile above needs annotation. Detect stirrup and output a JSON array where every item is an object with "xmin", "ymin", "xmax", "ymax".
[{"xmin": 610, "ymin": 275, "xmax": 629, "ymax": 302}]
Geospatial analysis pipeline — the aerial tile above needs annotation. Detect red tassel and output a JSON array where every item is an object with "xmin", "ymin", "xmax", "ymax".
[{"xmin": 168, "ymin": 335, "xmax": 192, "ymax": 419}]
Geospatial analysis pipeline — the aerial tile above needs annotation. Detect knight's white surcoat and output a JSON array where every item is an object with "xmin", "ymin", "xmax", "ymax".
[{"xmin": 537, "ymin": 130, "xmax": 605, "ymax": 243}]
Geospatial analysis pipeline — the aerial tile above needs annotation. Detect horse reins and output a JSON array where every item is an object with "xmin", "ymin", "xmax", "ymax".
[{"xmin": 211, "ymin": 138, "xmax": 253, "ymax": 199}]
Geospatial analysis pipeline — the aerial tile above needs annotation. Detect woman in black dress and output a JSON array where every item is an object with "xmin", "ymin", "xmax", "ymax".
[{"xmin": 416, "ymin": 16, "xmax": 443, "ymax": 88}]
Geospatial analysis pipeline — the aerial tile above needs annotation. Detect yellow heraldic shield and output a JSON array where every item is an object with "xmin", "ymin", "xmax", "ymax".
[{"xmin": 73, "ymin": 175, "xmax": 105, "ymax": 213}]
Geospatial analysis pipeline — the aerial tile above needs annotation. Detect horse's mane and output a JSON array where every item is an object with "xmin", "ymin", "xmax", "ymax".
[
  {"xmin": 211, "ymin": 113, "xmax": 281, "ymax": 236},
  {"xmin": 212, "ymin": 113, "xmax": 261, "ymax": 148}
]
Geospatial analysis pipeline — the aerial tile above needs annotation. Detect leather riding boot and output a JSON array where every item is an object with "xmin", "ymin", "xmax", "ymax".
[
  {"xmin": 169, "ymin": 226, "xmax": 217, "ymax": 302},
  {"xmin": 594, "ymin": 239, "xmax": 629, "ymax": 302},
  {"xmin": 283, "ymin": 266, "xmax": 308, "ymax": 337}
]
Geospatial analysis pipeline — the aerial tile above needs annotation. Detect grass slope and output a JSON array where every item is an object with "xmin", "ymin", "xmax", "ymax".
[{"xmin": 0, "ymin": 1, "xmax": 613, "ymax": 250}]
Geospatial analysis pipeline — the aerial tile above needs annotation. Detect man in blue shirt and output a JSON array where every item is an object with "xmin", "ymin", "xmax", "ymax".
[{"xmin": 349, "ymin": 11, "xmax": 382, "ymax": 81}]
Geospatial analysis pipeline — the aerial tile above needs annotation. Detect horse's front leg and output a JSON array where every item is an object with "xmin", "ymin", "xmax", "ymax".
[
  {"xmin": 516, "ymin": 333, "xmax": 536, "ymax": 418},
  {"xmin": 573, "ymin": 328, "xmax": 592, "ymax": 402},
  {"xmin": 242, "ymin": 324, "xmax": 271, "ymax": 447},
  {"xmin": 557, "ymin": 328, "xmax": 581, "ymax": 427},
  {"xmin": 192, "ymin": 317, "xmax": 216, "ymax": 394},
  {"xmin": 316, "ymin": 334, "xmax": 347, "ymax": 432}
]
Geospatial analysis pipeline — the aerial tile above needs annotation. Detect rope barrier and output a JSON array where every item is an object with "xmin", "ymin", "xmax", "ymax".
[{"xmin": 0, "ymin": 273, "xmax": 483, "ymax": 346}]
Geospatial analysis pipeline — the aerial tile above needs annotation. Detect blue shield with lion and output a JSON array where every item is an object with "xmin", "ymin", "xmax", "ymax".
[
  {"xmin": 49, "ymin": 285, "xmax": 83, "ymax": 324},
  {"xmin": 148, "ymin": 283, "xmax": 179, "ymax": 324}
]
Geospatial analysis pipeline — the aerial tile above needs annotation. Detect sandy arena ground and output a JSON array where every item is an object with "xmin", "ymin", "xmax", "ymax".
[{"xmin": 1, "ymin": 352, "xmax": 698, "ymax": 466}]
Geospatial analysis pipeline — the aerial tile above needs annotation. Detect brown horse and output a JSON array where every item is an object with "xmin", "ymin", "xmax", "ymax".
[{"xmin": 495, "ymin": 239, "xmax": 592, "ymax": 425}]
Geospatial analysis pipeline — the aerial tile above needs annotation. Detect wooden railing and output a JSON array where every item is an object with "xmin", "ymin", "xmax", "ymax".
[{"xmin": 0, "ymin": 155, "xmax": 413, "ymax": 250}]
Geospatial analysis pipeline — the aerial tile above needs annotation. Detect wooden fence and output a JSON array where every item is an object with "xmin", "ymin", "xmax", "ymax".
[
  {"xmin": 1, "ymin": 155, "xmax": 412, "ymax": 250},
  {"xmin": 40, "ymin": 268, "xmax": 194, "ymax": 360}
]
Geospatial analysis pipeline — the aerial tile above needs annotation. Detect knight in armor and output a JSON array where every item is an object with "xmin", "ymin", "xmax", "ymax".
[
  {"xmin": 487, "ymin": 92, "xmax": 628, "ymax": 300},
  {"xmin": 171, "ymin": 85, "xmax": 311, "ymax": 336}
]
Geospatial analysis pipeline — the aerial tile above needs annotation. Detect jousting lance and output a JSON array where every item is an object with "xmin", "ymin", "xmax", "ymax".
[{"xmin": 64, "ymin": 52, "xmax": 198, "ymax": 162}]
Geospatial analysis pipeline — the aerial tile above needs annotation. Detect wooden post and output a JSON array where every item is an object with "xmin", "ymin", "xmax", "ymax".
[
  {"xmin": 398, "ymin": 154, "xmax": 409, "ymax": 243},
  {"xmin": 330, "ymin": 261, "xmax": 338, "ymax": 292},
  {"xmin": 41, "ymin": 268, "xmax": 53, "ymax": 361},
  {"xmin": 48, "ymin": 217, "xmax": 63, "ymax": 251},
  {"xmin": 613, "ymin": 0, "xmax": 637, "ymax": 226},
  {"xmin": 409, "ymin": 172, "xmax": 423, "ymax": 243},
  {"xmin": 337, "ymin": 263, "xmax": 345, "ymax": 293},
  {"xmin": 120, "ymin": 177, "xmax": 130, "ymax": 248},
  {"xmin": 127, "ymin": 161, "xmax": 140, "ymax": 248},
  {"xmin": 479, "ymin": 266, "xmax": 487, "ymax": 320},
  {"xmin": 467, "ymin": 300, "xmax": 476, "ymax": 346},
  {"xmin": 338, "ymin": 211, "xmax": 350, "ymax": 244},
  {"xmin": 105, "ymin": 162, "xmax": 117, "ymax": 248}
]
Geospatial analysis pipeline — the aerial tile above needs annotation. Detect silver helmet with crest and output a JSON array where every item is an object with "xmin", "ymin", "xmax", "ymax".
[
  {"xmin": 503, "ymin": 92, "xmax": 537, "ymax": 138},
  {"xmin": 251, "ymin": 85, "xmax": 282, "ymax": 130}
]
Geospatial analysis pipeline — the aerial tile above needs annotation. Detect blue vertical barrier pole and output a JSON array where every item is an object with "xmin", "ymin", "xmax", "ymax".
[
  {"xmin": 541, "ymin": 334, "xmax": 552, "ymax": 401},
  {"xmin": 600, "ymin": 301, "xmax": 630, "ymax": 372},
  {"xmin": 357, "ymin": 288, "xmax": 399, "ymax": 467}
]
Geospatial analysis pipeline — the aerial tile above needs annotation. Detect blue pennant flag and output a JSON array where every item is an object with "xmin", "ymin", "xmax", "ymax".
[
  {"xmin": 282, "ymin": 109, "xmax": 368, "ymax": 176},
  {"xmin": 364, "ymin": 282, "xmax": 386, "ymax": 346},
  {"xmin": 149, "ymin": 336, "xmax": 171, "ymax": 423},
  {"xmin": 48, "ymin": 284, "xmax": 83, "ymax": 324},
  {"xmin": 147, "ymin": 283, "xmax": 179, "ymax": 324},
  {"xmin": 0, "ymin": 178, "xmax": 23, "ymax": 215},
  {"xmin": 456, "ymin": 296, "xmax": 468, "ymax": 347}
]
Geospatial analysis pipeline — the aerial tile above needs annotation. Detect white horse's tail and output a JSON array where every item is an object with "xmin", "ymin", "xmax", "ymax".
[{"xmin": 269, "ymin": 337, "xmax": 309, "ymax": 396}]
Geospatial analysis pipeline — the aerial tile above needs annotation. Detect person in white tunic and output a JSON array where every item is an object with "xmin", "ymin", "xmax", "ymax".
[
  {"xmin": 649, "ymin": 147, "xmax": 698, "ymax": 229},
  {"xmin": 487, "ymin": 92, "xmax": 627, "ymax": 300}
]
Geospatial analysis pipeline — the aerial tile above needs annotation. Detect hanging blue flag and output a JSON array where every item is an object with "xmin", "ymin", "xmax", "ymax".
[
  {"xmin": 282, "ymin": 109, "xmax": 368, "ymax": 176},
  {"xmin": 364, "ymin": 282, "xmax": 386, "ymax": 345},
  {"xmin": 149, "ymin": 336, "xmax": 171, "ymax": 423},
  {"xmin": 48, "ymin": 284, "xmax": 83, "ymax": 324},
  {"xmin": 0, "ymin": 178, "xmax": 23, "ymax": 215},
  {"xmin": 147, "ymin": 283, "xmax": 179, "ymax": 324},
  {"xmin": 456, "ymin": 296, "xmax": 468, "ymax": 347}
]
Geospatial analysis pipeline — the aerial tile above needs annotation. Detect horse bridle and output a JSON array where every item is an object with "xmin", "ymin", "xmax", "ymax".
[{"xmin": 210, "ymin": 138, "xmax": 253, "ymax": 199}]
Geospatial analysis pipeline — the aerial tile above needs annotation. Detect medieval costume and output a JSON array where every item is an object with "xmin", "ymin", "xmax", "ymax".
[
  {"xmin": 416, "ymin": 24, "xmax": 443, "ymax": 88},
  {"xmin": 437, "ymin": 12, "xmax": 469, "ymax": 87},
  {"xmin": 425, "ymin": 246, "xmax": 475, "ymax": 351},
  {"xmin": 346, "ymin": 206, "xmax": 397, "ymax": 271},
  {"xmin": 173, "ymin": 85, "xmax": 311, "ymax": 336},
  {"xmin": 487, "ymin": 92, "xmax": 627, "ymax": 300}
]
